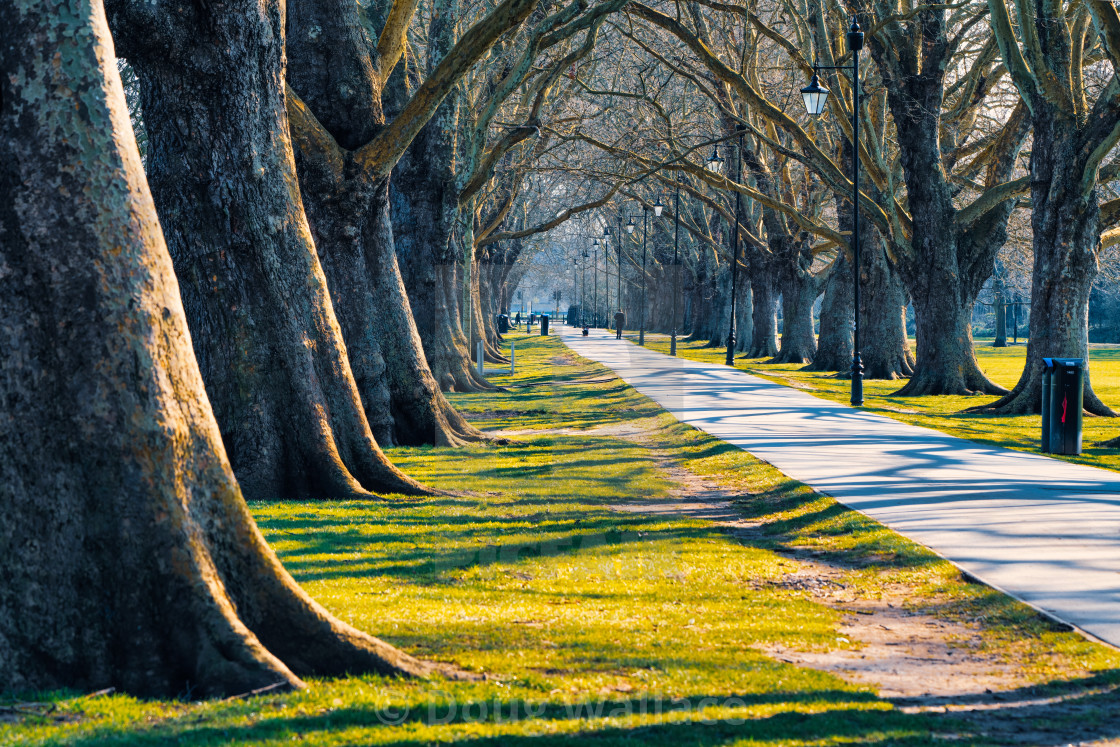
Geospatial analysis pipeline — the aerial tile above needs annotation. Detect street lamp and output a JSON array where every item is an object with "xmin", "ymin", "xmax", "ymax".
[
  {"xmin": 653, "ymin": 194, "xmax": 664, "ymax": 218},
  {"xmin": 601, "ymin": 226, "xmax": 611, "ymax": 326},
  {"xmin": 581, "ymin": 247, "xmax": 590, "ymax": 329},
  {"xmin": 802, "ymin": 17, "xmax": 865, "ymax": 406},
  {"xmin": 638, "ymin": 204, "xmax": 656, "ymax": 346},
  {"xmin": 706, "ymin": 146, "xmax": 724, "ymax": 174},
  {"xmin": 671, "ymin": 176, "xmax": 683, "ymax": 356},
  {"xmin": 712, "ymin": 127, "xmax": 745, "ymax": 368},
  {"xmin": 592, "ymin": 239, "xmax": 600, "ymax": 328},
  {"xmin": 625, "ymin": 215, "xmax": 636, "ymax": 234}
]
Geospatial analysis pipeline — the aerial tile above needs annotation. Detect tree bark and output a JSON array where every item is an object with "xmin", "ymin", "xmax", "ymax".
[
  {"xmin": 108, "ymin": 0, "xmax": 427, "ymax": 498},
  {"xmin": 285, "ymin": 0, "xmax": 487, "ymax": 445},
  {"xmin": 747, "ymin": 266, "xmax": 780, "ymax": 358},
  {"xmin": 978, "ymin": 111, "xmax": 1115, "ymax": 415},
  {"xmin": 769, "ymin": 234, "xmax": 819, "ymax": 365},
  {"xmin": 866, "ymin": 6, "xmax": 1018, "ymax": 397},
  {"xmin": 805, "ymin": 253, "xmax": 854, "ymax": 372},
  {"xmin": 993, "ymin": 289, "xmax": 1008, "ymax": 347},
  {"xmin": 0, "ymin": 0, "xmax": 434, "ymax": 697},
  {"xmin": 861, "ymin": 240, "xmax": 915, "ymax": 380}
]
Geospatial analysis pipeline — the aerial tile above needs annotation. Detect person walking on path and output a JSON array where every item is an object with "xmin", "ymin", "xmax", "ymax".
[{"xmin": 614, "ymin": 309, "xmax": 625, "ymax": 340}]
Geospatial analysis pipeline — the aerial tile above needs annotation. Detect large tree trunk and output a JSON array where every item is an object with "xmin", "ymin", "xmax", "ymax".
[
  {"xmin": 979, "ymin": 111, "xmax": 1115, "ymax": 416},
  {"xmin": 887, "ymin": 112, "xmax": 1004, "ymax": 396},
  {"xmin": 734, "ymin": 278, "xmax": 753, "ymax": 354},
  {"xmin": 805, "ymin": 253, "xmax": 854, "ymax": 372},
  {"xmin": 861, "ymin": 241, "xmax": 915, "ymax": 380},
  {"xmin": 866, "ymin": 8, "xmax": 1019, "ymax": 397},
  {"xmin": 108, "ymin": 0, "xmax": 426, "ymax": 498},
  {"xmin": 0, "ymin": 0, "xmax": 433, "ymax": 697},
  {"xmin": 770, "ymin": 234, "xmax": 819, "ymax": 365},
  {"xmin": 747, "ymin": 267, "xmax": 780, "ymax": 358},
  {"xmin": 285, "ymin": 0, "xmax": 485, "ymax": 446}
]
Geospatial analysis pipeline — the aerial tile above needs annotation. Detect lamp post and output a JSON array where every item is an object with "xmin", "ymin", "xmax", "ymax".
[
  {"xmin": 601, "ymin": 225, "xmax": 611, "ymax": 327},
  {"xmin": 708, "ymin": 129, "xmax": 744, "ymax": 368},
  {"xmin": 625, "ymin": 215, "xmax": 635, "ymax": 336},
  {"xmin": 801, "ymin": 18, "xmax": 864, "ymax": 406},
  {"xmin": 671, "ymin": 177, "xmax": 682, "ymax": 356},
  {"xmin": 581, "ymin": 247, "xmax": 590, "ymax": 328},
  {"xmin": 638, "ymin": 206, "xmax": 649, "ymax": 346},
  {"xmin": 592, "ymin": 239, "xmax": 600, "ymax": 328}
]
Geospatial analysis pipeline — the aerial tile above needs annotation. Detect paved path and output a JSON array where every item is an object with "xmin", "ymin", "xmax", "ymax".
[{"xmin": 560, "ymin": 327, "xmax": 1120, "ymax": 647}]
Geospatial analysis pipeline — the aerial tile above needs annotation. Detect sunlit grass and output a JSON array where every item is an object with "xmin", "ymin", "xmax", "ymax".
[
  {"xmin": 628, "ymin": 333, "xmax": 1120, "ymax": 473},
  {"xmin": 5, "ymin": 332, "xmax": 1119, "ymax": 746}
]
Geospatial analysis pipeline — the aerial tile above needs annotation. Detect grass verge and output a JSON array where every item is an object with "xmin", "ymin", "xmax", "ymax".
[{"xmin": 3, "ymin": 332, "xmax": 1119, "ymax": 746}]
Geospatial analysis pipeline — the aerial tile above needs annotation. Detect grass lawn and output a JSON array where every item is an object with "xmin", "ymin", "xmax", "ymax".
[
  {"xmin": 5, "ymin": 333, "xmax": 1120, "ymax": 745},
  {"xmin": 624, "ymin": 333, "xmax": 1120, "ymax": 473}
]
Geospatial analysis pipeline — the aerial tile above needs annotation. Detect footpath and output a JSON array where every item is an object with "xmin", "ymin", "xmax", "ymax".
[{"xmin": 561, "ymin": 327, "xmax": 1120, "ymax": 647}]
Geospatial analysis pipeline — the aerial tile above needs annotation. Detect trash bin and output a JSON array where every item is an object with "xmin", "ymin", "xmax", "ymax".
[
  {"xmin": 1041, "ymin": 357, "xmax": 1084, "ymax": 455},
  {"xmin": 540, "ymin": 314, "xmax": 549, "ymax": 336},
  {"xmin": 497, "ymin": 314, "xmax": 509, "ymax": 333}
]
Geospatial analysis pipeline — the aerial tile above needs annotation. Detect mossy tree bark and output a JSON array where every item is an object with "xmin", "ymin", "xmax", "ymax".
[
  {"xmin": 106, "ymin": 0, "xmax": 427, "ymax": 499},
  {"xmin": 0, "ymin": 0, "xmax": 437, "ymax": 697}
]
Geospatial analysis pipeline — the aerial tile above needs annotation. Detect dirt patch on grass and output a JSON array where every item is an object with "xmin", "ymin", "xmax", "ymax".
[
  {"xmin": 490, "ymin": 422, "xmax": 652, "ymax": 439},
  {"xmin": 606, "ymin": 424, "xmax": 1110, "ymax": 725}
]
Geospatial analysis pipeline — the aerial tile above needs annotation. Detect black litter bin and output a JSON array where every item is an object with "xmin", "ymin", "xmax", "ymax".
[
  {"xmin": 497, "ymin": 314, "xmax": 510, "ymax": 333},
  {"xmin": 1041, "ymin": 357, "xmax": 1084, "ymax": 455},
  {"xmin": 540, "ymin": 315, "xmax": 549, "ymax": 336}
]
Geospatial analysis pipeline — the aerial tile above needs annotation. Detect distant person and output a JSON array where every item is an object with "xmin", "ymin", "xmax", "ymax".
[
  {"xmin": 614, "ymin": 309, "xmax": 625, "ymax": 340},
  {"xmin": 515, "ymin": 311, "xmax": 521, "ymax": 327}
]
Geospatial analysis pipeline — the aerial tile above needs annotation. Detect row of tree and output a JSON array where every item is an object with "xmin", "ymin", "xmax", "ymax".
[
  {"xmin": 487, "ymin": 0, "xmax": 1120, "ymax": 432},
  {"xmin": 4, "ymin": 0, "xmax": 1120, "ymax": 699}
]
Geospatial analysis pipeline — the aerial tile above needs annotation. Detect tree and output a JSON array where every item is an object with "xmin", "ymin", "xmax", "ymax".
[
  {"xmin": 283, "ymin": 0, "xmax": 524, "ymax": 445},
  {"xmin": 979, "ymin": 0, "xmax": 1120, "ymax": 415},
  {"xmin": 0, "ymin": 0, "xmax": 437, "ymax": 696},
  {"xmin": 105, "ymin": 0, "xmax": 434, "ymax": 499}
]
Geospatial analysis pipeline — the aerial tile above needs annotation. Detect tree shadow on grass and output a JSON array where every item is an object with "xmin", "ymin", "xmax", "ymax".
[{"xmin": 57, "ymin": 688, "xmax": 950, "ymax": 747}]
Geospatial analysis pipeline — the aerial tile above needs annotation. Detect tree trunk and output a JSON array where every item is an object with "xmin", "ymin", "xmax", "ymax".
[
  {"xmin": 861, "ymin": 241, "xmax": 915, "ymax": 380},
  {"xmin": 108, "ymin": 0, "xmax": 427, "ymax": 499},
  {"xmin": 993, "ymin": 291, "xmax": 1008, "ymax": 347},
  {"xmin": 747, "ymin": 269, "xmax": 780, "ymax": 358},
  {"xmin": 979, "ymin": 111, "xmax": 1115, "ymax": 415},
  {"xmin": 285, "ymin": 0, "xmax": 486, "ymax": 446},
  {"xmin": 805, "ymin": 253, "xmax": 854, "ymax": 372},
  {"xmin": 0, "ymin": 0, "xmax": 433, "ymax": 697},
  {"xmin": 735, "ymin": 279, "xmax": 753, "ymax": 353},
  {"xmin": 770, "ymin": 235, "xmax": 818, "ymax": 365}
]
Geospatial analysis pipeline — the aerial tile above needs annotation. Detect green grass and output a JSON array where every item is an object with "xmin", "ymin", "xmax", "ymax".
[
  {"xmin": 5, "ymin": 332, "xmax": 1120, "ymax": 746},
  {"xmin": 626, "ymin": 333, "xmax": 1120, "ymax": 473}
]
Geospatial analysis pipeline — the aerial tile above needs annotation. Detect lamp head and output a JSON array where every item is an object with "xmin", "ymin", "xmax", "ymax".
[
  {"xmin": 801, "ymin": 73, "xmax": 830, "ymax": 116},
  {"xmin": 706, "ymin": 146, "xmax": 724, "ymax": 174},
  {"xmin": 653, "ymin": 195, "xmax": 664, "ymax": 217},
  {"xmin": 625, "ymin": 216, "xmax": 636, "ymax": 234}
]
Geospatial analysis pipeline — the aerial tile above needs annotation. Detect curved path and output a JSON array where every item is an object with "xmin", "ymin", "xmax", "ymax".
[{"xmin": 560, "ymin": 327, "xmax": 1120, "ymax": 647}]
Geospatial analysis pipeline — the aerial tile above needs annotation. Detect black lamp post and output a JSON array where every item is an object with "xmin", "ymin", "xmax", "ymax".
[
  {"xmin": 801, "ymin": 18, "xmax": 864, "ymax": 406},
  {"xmin": 638, "ymin": 206, "xmax": 650, "ymax": 346},
  {"xmin": 581, "ymin": 247, "xmax": 590, "ymax": 328},
  {"xmin": 601, "ymin": 225, "xmax": 611, "ymax": 327},
  {"xmin": 708, "ymin": 128, "xmax": 744, "ymax": 368},
  {"xmin": 592, "ymin": 239, "xmax": 600, "ymax": 328},
  {"xmin": 671, "ymin": 177, "xmax": 683, "ymax": 356}
]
